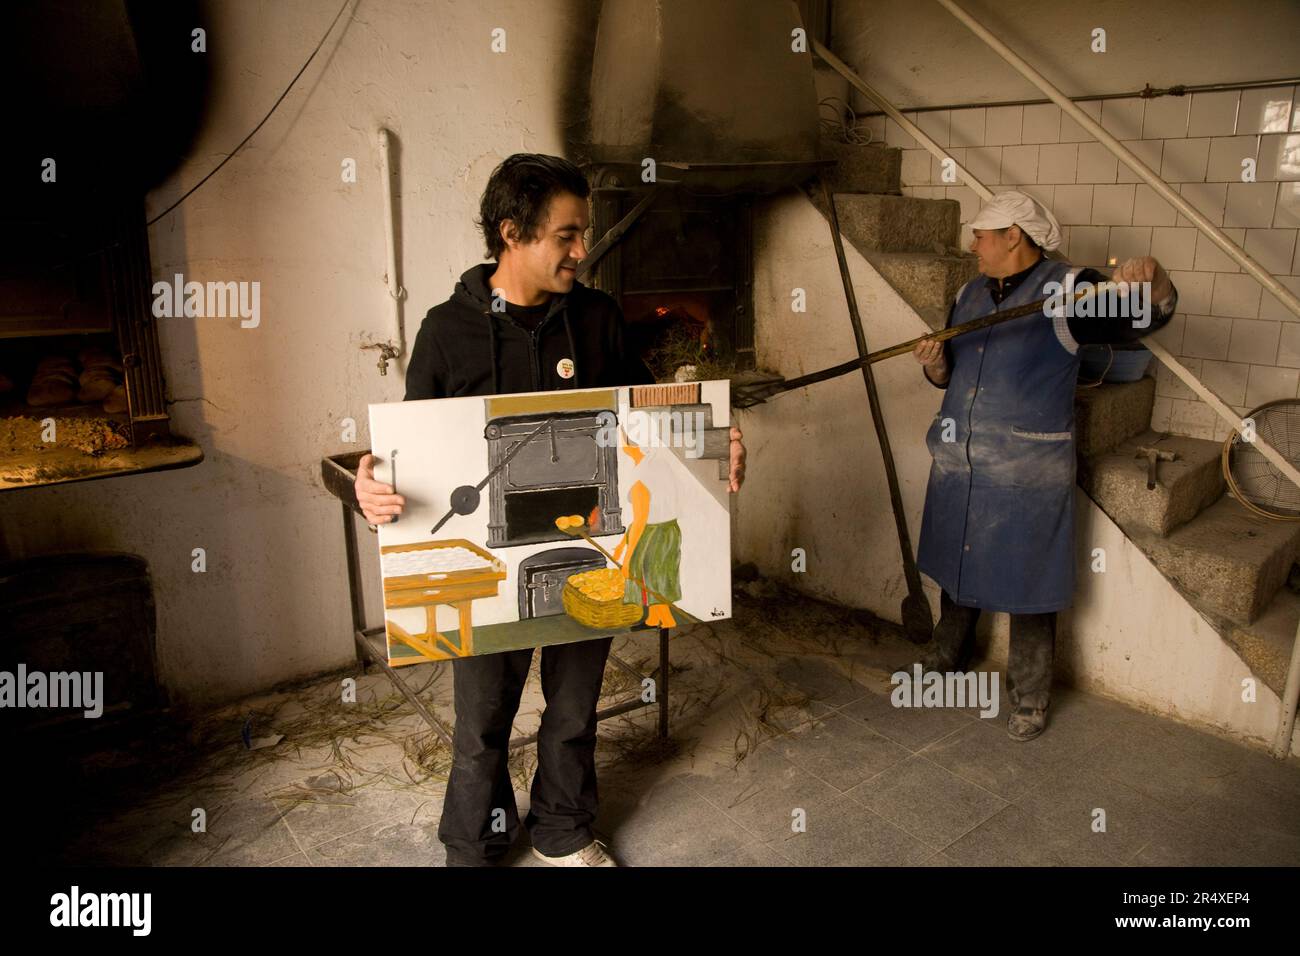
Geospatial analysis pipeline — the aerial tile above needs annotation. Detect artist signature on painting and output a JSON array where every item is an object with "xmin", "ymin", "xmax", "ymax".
[{"xmin": 710, "ymin": 607, "xmax": 725, "ymax": 618}]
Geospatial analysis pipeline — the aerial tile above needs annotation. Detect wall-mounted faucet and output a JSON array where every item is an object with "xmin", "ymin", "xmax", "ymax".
[{"xmin": 362, "ymin": 341, "xmax": 401, "ymax": 376}]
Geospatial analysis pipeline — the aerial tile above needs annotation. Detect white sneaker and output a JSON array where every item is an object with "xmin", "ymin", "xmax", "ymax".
[{"xmin": 532, "ymin": 840, "xmax": 618, "ymax": 867}]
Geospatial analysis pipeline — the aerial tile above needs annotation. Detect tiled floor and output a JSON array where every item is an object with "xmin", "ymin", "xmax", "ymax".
[{"xmin": 42, "ymin": 589, "xmax": 1300, "ymax": 867}]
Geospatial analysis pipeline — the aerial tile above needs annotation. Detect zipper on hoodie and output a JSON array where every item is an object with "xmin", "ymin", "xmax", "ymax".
[
  {"xmin": 527, "ymin": 328, "xmax": 541, "ymax": 391},
  {"xmin": 484, "ymin": 283, "xmax": 557, "ymax": 391},
  {"xmin": 531, "ymin": 308, "xmax": 561, "ymax": 390},
  {"xmin": 482, "ymin": 306, "xmax": 543, "ymax": 392}
]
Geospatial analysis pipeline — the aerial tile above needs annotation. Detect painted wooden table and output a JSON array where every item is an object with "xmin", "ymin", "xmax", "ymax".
[{"xmin": 380, "ymin": 538, "xmax": 507, "ymax": 660}]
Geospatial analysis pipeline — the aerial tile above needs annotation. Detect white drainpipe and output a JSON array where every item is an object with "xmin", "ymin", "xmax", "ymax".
[{"xmin": 374, "ymin": 127, "xmax": 405, "ymax": 377}]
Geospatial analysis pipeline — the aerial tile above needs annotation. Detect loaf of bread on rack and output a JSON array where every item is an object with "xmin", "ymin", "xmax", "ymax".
[
  {"xmin": 103, "ymin": 384, "xmax": 128, "ymax": 414},
  {"xmin": 77, "ymin": 347, "xmax": 123, "ymax": 402},
  {"xmin": 26, "ymin": 356, "xmax": 78, "ymax": 406}
]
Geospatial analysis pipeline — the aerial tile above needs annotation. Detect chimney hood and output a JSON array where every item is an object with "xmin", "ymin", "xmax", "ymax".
[{"xmin": 586, "ymin": 0, "xmax": 825, "ymax": 194}]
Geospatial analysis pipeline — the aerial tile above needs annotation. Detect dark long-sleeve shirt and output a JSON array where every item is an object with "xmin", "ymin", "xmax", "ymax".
[{"xmin": 924, "ymin": 258, "xmax": 1177, "ymax": 388}]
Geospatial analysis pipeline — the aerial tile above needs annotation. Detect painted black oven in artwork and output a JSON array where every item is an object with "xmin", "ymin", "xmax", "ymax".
[{"xmin": 484, "ymin": 412, "xmax": 624, "ymax": 548}]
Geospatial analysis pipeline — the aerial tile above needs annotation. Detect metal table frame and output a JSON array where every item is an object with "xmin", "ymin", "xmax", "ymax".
[{"xmin": 324, "ymin": 453, "xmax": 670, "ymax": 751}]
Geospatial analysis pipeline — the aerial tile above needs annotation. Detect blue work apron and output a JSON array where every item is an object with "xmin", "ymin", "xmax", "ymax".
[{"xmin": 916, "ymin": 257, "xmax": 1082, "ymax": 614}]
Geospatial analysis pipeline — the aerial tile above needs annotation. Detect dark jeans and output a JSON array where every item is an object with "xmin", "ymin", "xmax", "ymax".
[
  {"xmin": 438, "ymin": 636, "xmax": 612, "ymax": 865},
  {"xmin": 933, "ymin": 591, "xmax": 1056, "ymax": 710}
]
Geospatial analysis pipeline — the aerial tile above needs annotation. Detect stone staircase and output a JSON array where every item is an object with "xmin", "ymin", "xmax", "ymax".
[
  {"xmin": 1076, "ymin": 383, "xmax": 1300, "ymax": 698},
  {"xmin": 811, "ymin": 140, "xmax": 978, "ymax": 331},
  {"xmin": 812, "ymin": 133, "xmax": 1300, "ymax": 701}
]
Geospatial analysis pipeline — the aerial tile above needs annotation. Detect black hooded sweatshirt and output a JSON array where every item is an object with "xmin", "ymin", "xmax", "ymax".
[{"xmin": 404, "ymin": 263, "xmax": 653, "ymax": 400}]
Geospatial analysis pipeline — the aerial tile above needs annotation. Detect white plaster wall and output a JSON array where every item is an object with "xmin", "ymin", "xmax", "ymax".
[
  {"xmin": 735, "ymin": 190, "xmax": 943, "ymax": 620},
  {"xmin": 0, "ymin": 0, "xmax": 599, "ymax": 707},
  {"xmin": 1066, "ymin": 492, "xmax": 1300, "ymax": 757}
]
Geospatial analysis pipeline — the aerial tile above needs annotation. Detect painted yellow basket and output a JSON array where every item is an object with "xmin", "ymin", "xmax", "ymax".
[{"xmin": 562, "ymin": 580, "xmax": 643, "ymax": 629}]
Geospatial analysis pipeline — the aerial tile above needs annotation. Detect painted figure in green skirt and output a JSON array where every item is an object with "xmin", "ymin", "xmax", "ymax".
[{"xmin": 612, "ymin": 434, "xmax": 681, "ymax": 628}]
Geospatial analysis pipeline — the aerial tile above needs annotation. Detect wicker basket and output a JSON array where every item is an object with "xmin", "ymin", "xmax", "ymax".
[{"xmin": 562, "ymin": 582, "xmax": 644, "ymax": 629}]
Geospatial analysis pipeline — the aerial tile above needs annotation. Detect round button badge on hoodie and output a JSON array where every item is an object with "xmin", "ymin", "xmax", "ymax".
[{"xmin": 557, "ymin": 358, "xmax": 575, "ymax": 379}]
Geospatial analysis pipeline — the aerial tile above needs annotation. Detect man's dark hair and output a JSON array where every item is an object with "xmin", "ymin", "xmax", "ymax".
[{"xmin": 477, "ymin": 153, "xmax": 590, "ymax": 260}]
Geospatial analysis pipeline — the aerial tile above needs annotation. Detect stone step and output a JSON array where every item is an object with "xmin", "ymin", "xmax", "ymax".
[
  {"xmin": 825, "ymin": 193, "xmax": 961, "ymax": 254},
  {"xmin": 871, "ymin": 252, "xmax": 979, "ymax": 331},
  {"xmin": 1073, "ymin": 377, "xmax": 1156, "ymax": 459},
  {"xmin": 1226, "ymin": 586, "xmax": 1300, "ymax": 698},
  {"xmin": 818, "ymin": 139, "xmax": 902, "ymax": 196},
  {"xmin": 1079, "ymin": 430, "xmax": 1225, "ymax": 536},
  {"xmin": 1130, "ymin": 495, "xmax": 1300, "ymax": 627}
]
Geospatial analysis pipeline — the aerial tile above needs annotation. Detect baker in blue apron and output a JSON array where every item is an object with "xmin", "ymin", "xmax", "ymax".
[{"xmin": 912, "ymin": 190, "xmax": 1178, "ymax": 741}]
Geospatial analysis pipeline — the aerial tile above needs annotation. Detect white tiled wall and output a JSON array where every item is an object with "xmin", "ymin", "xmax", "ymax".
[{"xmin": 889, "ymin": 86, "xmax": 1300, "ymax": 442}]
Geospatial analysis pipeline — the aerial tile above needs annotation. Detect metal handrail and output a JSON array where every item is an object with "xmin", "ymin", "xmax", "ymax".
[
  {"xmin": 814, "ymin": 7, "xmax": 1300, "ymax": 758},
  {"xmin": 853, "ymin": 76, "xmax": 1300, "ymax": 119}
]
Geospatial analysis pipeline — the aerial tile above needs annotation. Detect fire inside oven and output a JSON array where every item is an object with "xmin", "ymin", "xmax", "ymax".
[
  {"xmin": 588, "ymin": 187, "xmax": 754, "ymax": 375},
  {"xmin": 485, "ymin": 411, "xmax": 624, "ymax": 548}
]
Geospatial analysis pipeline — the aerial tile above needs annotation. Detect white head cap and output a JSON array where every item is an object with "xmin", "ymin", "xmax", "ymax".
[{"xmin": 969, "ymin": 189, "xmax": 1062, "ymax": 251}]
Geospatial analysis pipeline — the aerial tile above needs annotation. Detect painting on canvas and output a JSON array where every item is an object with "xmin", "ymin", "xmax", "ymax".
[{"xmin": 367, "ymin": 381, "xmax": 732, "ymax": 666}]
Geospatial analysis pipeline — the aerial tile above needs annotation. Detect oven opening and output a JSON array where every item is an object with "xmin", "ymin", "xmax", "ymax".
[
  {"xmin": 588, "ymin": 186, "xmax": 755, "ymax": 378},
  {"xmin": 504, "ymin": 487, "xmax": 601, "ymax": 543},
  {"xmin": 624, "ymin": 294, "xmax": 723, "ymax": 383},
  {"xmin": 0, "ymin": 211, "xmax": 201, "ymax": 490}
]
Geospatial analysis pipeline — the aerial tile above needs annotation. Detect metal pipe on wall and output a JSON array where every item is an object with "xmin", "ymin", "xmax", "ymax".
[
  {"xmin": 377, "ymin": 127, "xmax": 405, "ymax": 377},
  {"xmin": 855, "ymin": 76, "xmax": 1300, "ymax": 118},
  {"xmin": 1276, "ymin": 619, "xmax": 1300, "ymax": 757}
]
